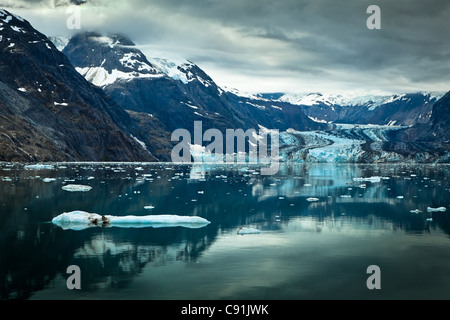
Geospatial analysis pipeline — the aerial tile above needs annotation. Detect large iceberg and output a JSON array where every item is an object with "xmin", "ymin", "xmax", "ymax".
[{"xmin": 51, "ymin": 211, "xmax": 211, "ymax": 230}]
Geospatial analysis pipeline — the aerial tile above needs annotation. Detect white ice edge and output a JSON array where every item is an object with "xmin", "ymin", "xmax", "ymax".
[
  {"xmin": 237, "ymin": 227, "xmax": 261, "ymax": 235},
  {"xmin": 427, "ymin": 207, "xmax": 447, "ymax": 212},
  {"xmin": 51, "ymin": 211, "xmax": 210, "ymax": 230},
  {"xmin": 62, "ymin": 184, "xmax": 92, "ymax": 192}
]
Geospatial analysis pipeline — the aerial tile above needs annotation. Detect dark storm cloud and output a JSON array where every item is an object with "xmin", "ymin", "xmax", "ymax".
[{"xmin": 3, "ymin": 0, "xmax": 450, "ymax": 93}]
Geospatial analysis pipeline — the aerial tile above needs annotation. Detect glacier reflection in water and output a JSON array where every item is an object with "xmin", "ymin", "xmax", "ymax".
[{"xmin": 0, "ymin": 162, "xmax": 449, "ymax": 299}]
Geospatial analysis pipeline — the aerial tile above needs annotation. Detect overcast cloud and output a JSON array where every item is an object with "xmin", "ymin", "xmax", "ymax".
[{"xmin": 2, "ymin": 0, "xmax": 450, "ymax": 94}]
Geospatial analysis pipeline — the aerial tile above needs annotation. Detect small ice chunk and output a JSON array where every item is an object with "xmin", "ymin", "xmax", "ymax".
[
  {"xmin": 62, "ymin": 184, "xmax": 92, "ymax": 192},
  {"xmin": 144, "ymin": 206, "xmax": 154, "ymax": 209},
  {"xmin": 42, "ymin": 178, "xmax": 56, "ymax": 183},
  {"xmin": 24, "ymin": 164, "xmax": 55, "ymax": 170},
  {"xmin": 237, "ymin": 227, "xmax": 261, "ymax": 235},
  {"xmin": 427, "ymin": 207, "xmax": 447, "ymax": 212},
  {"xmin": 410, "ymin": 209, "xmax": 422, "ymax": 214},
  {"xmin": 353, "ymin": 176, "xmax": 381, "ymax": 183},
  {"xmin": 306, "ymin": 197, "xmax": 319, "ymax": 202},
  {"xmin": 397, "ymin": 196, "xmax": 404, "ymax": 199}
]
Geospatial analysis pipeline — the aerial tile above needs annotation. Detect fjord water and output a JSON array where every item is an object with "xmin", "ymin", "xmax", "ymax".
[{"xmin": 1, "ymin": 163, "xmax": 450, "ymax": 300}]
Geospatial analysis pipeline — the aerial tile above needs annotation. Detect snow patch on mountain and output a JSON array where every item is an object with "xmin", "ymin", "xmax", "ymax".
[
  {"xmin": 224, "ymin": 87, "xmax": 269, "ymax": 101},
  {"xmin": 49, "ymin": 36, "xmax": 70, "ymax": 51},
  {"xmin": 146, "ymin": 57, "xmax": 198, "ymax": 84},
  {"xmin": 277, "ymin": 91, "xmax": 446, "ymax": 110},
  {"xmin": 278, "ymin": 92, "xmax": 397, "ymax": 109},
  {"xmin": 75, "ymin": 66, "xmax": 164, "ymax": 87}
]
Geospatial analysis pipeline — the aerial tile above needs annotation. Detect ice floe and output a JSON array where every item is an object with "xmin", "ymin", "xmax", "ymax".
[
  {"xmin": 353, "ymin": 176, "xmax": 381, "ymax": 183},
  {"xmin": 427, "ymin": 207, "xmax": 447, "ymax": 212},
  {"xmin": 237, "ymin": 227, "xmax": 261, "ymax": 235},
  {"xmin": 24, "ymin": 164, "xmax": 55, "ymax": 170},
  {"xmin": 62, "ymin": 184, "xmax": 92, "ymax": 192},
  {"xmin": 52, "ymin": 211, "xmax": 210, "ymax": 230},
  {"xmin": 306, "ymin": 197, "xmax": 319, "ymax": 202}
]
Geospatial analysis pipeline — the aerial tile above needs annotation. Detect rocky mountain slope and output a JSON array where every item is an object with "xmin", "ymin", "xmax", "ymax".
[
  {"xmin": 0, "ymin": 9, "xmax": 155, "ymax": 162},
  {"xmin": 62, "ymin": 32, "xmax": 327, "ymax": 135},
  {"xmin": 1, "ymin": 9, "xmax": 447, "ymax": 164}
]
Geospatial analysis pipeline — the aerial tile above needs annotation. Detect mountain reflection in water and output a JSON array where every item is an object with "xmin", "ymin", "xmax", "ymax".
[{"xmin": 0, "ymin": 163, "xmax": 449, "ymax": 300}]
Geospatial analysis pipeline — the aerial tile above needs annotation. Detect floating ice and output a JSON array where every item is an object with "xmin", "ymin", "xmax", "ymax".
[
  {"xmin": 427, "ymin": 207, "xmax": 447, "ymax": 212},
  {"xmin": 62, "ymin": 184, "xmax": 92, "ymax": 192},
  {"xmin": 306, "ymin": 197, "xmax": 319, "ymax": 202},
  {"xmin": 237, "ymin": 227, "xmax": 261, "ymax": 235},
  {"xmin": 410, "ymin": 209, "xmax": 422, "ymax": 214},
  {"xmin": 51, "ymin": 211, "xmax": 210, "ymax": 230},
  {"xmin": 24, "ymin": 164, "xmax": 55, "ymax": 170},
  {"xmin": 353, "ymin": 176, "xmax": 381, "ymax": 183},
  {"xmin": 144, "ymin": 206, "xmax": 154, "ymax": 209},
  {"xmin": 42, "ymin": 178, "xmax": 56, "ymax": 183}
]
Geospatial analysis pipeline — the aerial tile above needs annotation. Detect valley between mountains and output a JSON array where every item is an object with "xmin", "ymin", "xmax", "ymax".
[{"xmin": 1, "ymin": 8, "xmax": 449, "ymax": 163}]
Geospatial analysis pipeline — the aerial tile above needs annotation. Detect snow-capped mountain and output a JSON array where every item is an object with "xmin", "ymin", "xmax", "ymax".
[
  {"xmin": 394, "ymin": 91, "xmax": 450, "ymax": 145},
  {"xmin": 62, "ymin": 32, "xmax": 325, "ymax": 154},
  {"xmin": 2, "ymin": 10, "xmax": 446, "ymax": 164},
  {"xmin": 62, "ymin": 32, "xmax": 164, "ymax": 87},
  {"xmin": 59, "ymin": 31, "xmax": 449, "ymax": 163},
  {"xmin": 277, "ymin": 91, "xmax": 445, "ymax": 109},
  {"xmin": 271, "ymin": 91, "xmax": 446, "ymax": 126},
  {"xmin": 0, "ymin": 9, "xmax": 155, "ymax": 161}
]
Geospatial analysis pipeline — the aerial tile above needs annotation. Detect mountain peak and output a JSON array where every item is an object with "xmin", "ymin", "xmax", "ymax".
[{"xmin": 63, "ymin": 31, "xmax": 164, "ymax": 87}]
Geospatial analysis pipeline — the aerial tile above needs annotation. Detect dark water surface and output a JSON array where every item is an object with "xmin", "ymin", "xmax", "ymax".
[{"xmin": 1, "ymin": 162, "xmax": 450, "ymax": 300}]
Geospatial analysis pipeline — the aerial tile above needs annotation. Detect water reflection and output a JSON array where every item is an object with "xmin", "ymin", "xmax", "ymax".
[{"xmin": 0, "ymin": 163, "xmax": 449, "ymax": 299}]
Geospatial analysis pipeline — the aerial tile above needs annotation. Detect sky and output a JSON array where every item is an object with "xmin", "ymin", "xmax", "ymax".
[{"xmin": 1, "ymin": 0, "xmax": 450, "ymax": 95}]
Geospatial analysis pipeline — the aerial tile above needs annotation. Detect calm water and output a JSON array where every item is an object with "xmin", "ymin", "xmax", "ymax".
[{"xmin": 1, "ymin": 162, "xmax": 450, "ymax": 300}]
